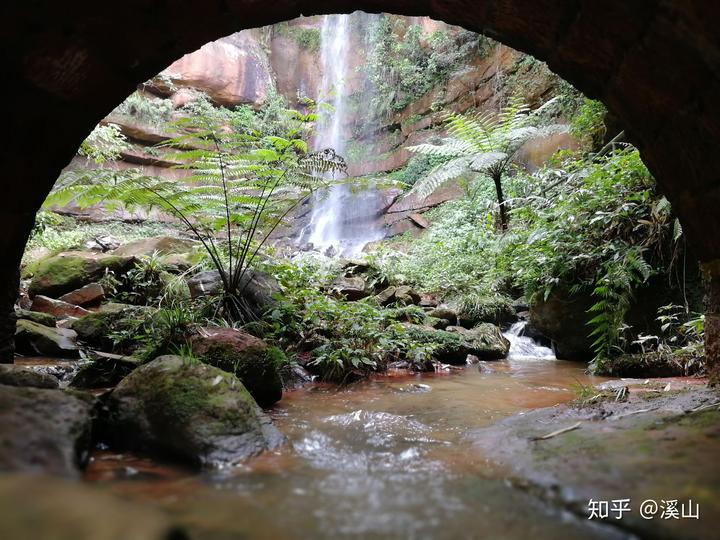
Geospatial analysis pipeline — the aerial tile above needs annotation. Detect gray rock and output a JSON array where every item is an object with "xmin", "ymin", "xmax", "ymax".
[
  {"xmin": 330, "ymin": 276, "xmax": 370, "ymax": 301},
  {"xmin": 394, "ymin": 285, "xmax": 421, "ymax": 306},
  {"xmin": 187, "ymin": 270, "xmax": 223, "ymax": 298},
  {"xmin": 187, "ymin": 269, "xmax": 280, "ymax": 318},
  {"xmin": 428, "ymin": 305, "xmax": 458, "ymax": 323},
  {"xmin": 0, "ymin": 364, "xmax": 59, "ymax": 388},
  {"xmin": 0, "ymin": 385, "xmax": 94, "ymax": 477},
  {"xmin": 14, "ymin": 319, "xmax": 79, "ymax": 358}
]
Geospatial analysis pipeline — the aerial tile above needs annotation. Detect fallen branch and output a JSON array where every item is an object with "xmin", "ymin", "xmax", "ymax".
[
  {"xmin": 611, "ymin": 407, "xmax": 656, "ymax": 420},
  {"xmin": 531, "ymin": 422, "xmax": 581, "ymax": 441},
  {"xmin": 686, "ymin": 401, "xmax": 720, "ymax": 414}
]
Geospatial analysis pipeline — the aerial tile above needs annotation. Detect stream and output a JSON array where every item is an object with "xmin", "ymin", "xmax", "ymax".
[{"xmin": 84, "ymin": 355, "xmax": 629, "ymax": 539}]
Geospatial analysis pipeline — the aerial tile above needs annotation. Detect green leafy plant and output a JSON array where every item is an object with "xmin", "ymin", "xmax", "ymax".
[
  {"xmin": 47, "ymin": 105, "xmax": 347, "ymax": 323},
  {"xmin": 407, "ymin": 98, "xmax": 542, "ymax": 229}
]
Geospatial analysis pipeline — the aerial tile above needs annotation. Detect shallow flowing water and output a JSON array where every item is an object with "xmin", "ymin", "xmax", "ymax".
[{"xmin": 84, "ymin": 358, "xmax": 630, "ymax": 539}]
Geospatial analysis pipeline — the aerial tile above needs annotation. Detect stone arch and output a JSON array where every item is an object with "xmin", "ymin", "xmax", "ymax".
[{"xmin": 5, "ymin": 1, "xmax": 720, "ymax": 372}]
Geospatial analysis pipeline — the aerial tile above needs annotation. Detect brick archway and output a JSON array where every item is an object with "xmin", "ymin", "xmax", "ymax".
[{"xmin": 5, "ymin": 1, "xmax": 720, "ymax": 374}]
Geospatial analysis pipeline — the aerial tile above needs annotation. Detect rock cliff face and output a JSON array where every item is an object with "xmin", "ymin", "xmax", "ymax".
[{"xmin": 57, "ymin": 15, "xmax": 575, "ymax": 241}]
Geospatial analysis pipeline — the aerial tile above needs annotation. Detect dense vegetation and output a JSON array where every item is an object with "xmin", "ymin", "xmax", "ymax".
[{"xmin": 27, "ymin": 18, "xmax": 705, "ymax": 386}]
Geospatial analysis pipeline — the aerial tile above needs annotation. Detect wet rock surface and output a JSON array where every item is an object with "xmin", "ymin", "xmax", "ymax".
[
  {"xmin": 0, "ymin": 364, "xmax": 59, "ymax": 388},
  {"xmin": 471, "ymin": 386, "xmax": 720, "ymax": 540},
  {"xmin": 15, "ymin": 319, "xmax": 79, "ymax": 358},
  {"xmin": 105, "ymin": 355, "xmax": 285, "ymax": 468},
  {"xmin": 0, "ymin": 385, "xmax": 94, "ymax": 476}
]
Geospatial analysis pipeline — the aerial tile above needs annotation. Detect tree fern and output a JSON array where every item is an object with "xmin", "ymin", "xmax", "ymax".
[
  {"xmin": 49, "ymin": 107, "xmax": 346, "ymax": 322},
  {"xmin": 407, "ymin": 97, "xmax": 540, "ymax": 228}
]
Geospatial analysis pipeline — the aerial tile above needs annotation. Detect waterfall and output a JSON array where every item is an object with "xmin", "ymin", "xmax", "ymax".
[
  {"xmin": 503, "ymin": 321, "xmax": 556, "ymax": 360},
  {"xmin": 302, "ymin": 14, "xmax": 385, "ymax": 257}
]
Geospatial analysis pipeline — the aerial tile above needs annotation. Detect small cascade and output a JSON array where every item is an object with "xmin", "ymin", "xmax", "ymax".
[
  {"xmin": 301, "ymin": 13, "xmax": 385, "ymax": 257},
  {"xmin": 503, "ymin": 321, "xmax": 555, "ymax": 360}
]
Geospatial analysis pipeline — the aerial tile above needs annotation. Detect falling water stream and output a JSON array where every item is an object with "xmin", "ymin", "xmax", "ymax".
[
  {"xmin": 302, "ymin": 14, "xmax": 385, "ymax": 256},
  {"xmin": 504, "ymin": 321, "xmax": 556, "ymax": 360}
]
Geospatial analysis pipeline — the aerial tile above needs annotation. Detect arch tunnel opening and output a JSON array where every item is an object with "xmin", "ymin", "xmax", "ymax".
[{"xmin": 7, "ymin": 3, "xmax": 714, "ymax": 533}]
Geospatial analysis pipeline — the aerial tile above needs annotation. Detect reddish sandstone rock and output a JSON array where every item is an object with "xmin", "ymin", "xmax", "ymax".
[
  {"xmin": 190, "ymin": 327, "xmax": 282, "ymax": 407},
  {"xmin": 30, "ymin": 295, "xmax": 90, "ymax": 319},
  {"xmin": 162, "ymin": 32, "xmax": 272, "ymax": 107},
  {"xmin": 58, "ymin": 283, "xmax": 105, "ymax": 308}
]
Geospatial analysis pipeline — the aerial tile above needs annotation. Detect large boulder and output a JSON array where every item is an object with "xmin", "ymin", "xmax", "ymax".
[
  {"xmin": 401, "ymin": 323, "xmax": 509, "ymax": 365},
  {"xmin": 0, "ymin": 365, "xmax": 58, "ymax": 389},
  {"xmin": 0, "ymin": 385, "xmax": 94, "ymax": 477},
  {"xmin": 330, "ymin": 276, "xmax": 370, "ymax": 301},
  {"xmin": 105, "ymin": 355, "xmax": 285, "ymax": 468},
  {"xmin": 529, "ymin": 288, "xmax": 595, "ymax": 361},
  {"xmin": 187, "ymin": 269, "xmax": 280, "ymax": 318},
  {"xmin": 0, "ymin": 474, "xmax": 187, "ymax": 540},
  {"xmin": 190, "ymin": 327, "xmax": 282, "ymax": 407},
  {"xmin": 447, "ymin": 324, "xmax": 511, "ymax": 360},
  {"xmin": 28, "ymin": 252, "xmax": 135, "ymax": 298},
  {"xmin": 15, "ymin": 319, "xmax": 79, "ymax": 358}
]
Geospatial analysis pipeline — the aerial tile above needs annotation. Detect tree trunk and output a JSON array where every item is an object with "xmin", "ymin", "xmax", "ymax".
[
  {"xmin": 492, "ymin": 172, "xmax": 508, "ymax": 230},
  {"xmin": 0, "ymin": 212, "xmax": 36, "ymax": 363},
  {"xmin": 701, "ymin": 260, "xmax": 720, "ymax": 385}
]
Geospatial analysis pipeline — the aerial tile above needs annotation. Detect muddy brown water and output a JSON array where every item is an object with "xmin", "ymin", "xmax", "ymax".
[{"xmin": 84, "ymin": 358, "xmax": 631, "ymax": 539}]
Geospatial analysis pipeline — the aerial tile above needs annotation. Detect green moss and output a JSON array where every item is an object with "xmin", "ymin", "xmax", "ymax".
[
  {"xmin": 16, "ymin": 309, "xmax": 56, "ymax": 327},
  {"xmin": 28, "ymin": 253, "xmax": 134, "ymax": 298}
]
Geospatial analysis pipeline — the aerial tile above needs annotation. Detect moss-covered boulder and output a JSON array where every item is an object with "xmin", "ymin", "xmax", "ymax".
[
  {"xmin": 15, "ymin": 319, "xmax": 80, "ymax": 358},
  {"xmin": 0, "ymin": 364, "xmax": 59, "ymax": 389},
  {"xmin": 105, "ymin": 355, "xmax": 285, "ymax": 468},
  {"xmin": 15, "ymin": 308, "xmax": 56, "ymax": 327},
  {"xmin": 0, "ymin": 385, "xmax": 94, "ymax": 477},
  {"xmin": 447, "ymin": 324, "xmax": 511, "ymax": 360},
  {"xmin": 28, "ymin": 252, "xmax": 135, "ymax": 298},
  {"xmin": 456, "ymin": 295, "xmax": 516, "ymax": 327},
  {"xmin": 190, "ymin": 327, "xmax": 282, "ymax": 407},
  {"xmin": 402, "ymin": 323, "xmax": 509, "ymax": 364},
  {"xmin": 400, "ymin": 325, "xmax": 475, "ymax": 365}
]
